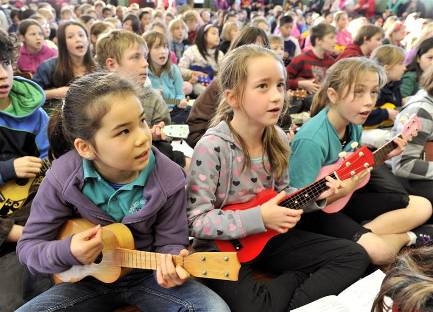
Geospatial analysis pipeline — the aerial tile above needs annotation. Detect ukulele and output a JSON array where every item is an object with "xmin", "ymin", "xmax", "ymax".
[
  {"xmin": 215, "ymin": 147, "xmax": 375, "ymax": 263},
  {"xmin": 54, "ymin": 219, "xmax": 240, "ymax": 284},
  {"xmin": 321, "ymin": 115, "xmax": 420, "ymax": 214},
  {"xmin": 0, "ymin": 158, "xmax": 51, "ymax": 217},
  {"xmin": 161, "ymin": 125, "xmax": 190, "ymax": 139}
]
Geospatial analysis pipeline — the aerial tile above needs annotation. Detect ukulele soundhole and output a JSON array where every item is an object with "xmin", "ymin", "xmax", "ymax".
[
  {"xmin": 94, "ymin": 253, "xmax": 103, "ymax": 264},
  {"xmin": 15, "ymin": 178, "xmax": 29, "ymax": 186}
]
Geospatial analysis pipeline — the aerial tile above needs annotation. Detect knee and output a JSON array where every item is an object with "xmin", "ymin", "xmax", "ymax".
[
  {"xmin": 407, "ymin": 195, "xmax": 432, "ymax": 222},
  {"xmin": 336, "ymin": 240, "xmax": 370, "ymax": 269},
  {"xmin": 357, "ymin": 233, "xmax": 396, "ymax": 265}
]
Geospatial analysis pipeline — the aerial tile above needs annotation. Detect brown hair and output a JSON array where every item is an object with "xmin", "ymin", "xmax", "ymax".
[
  {"xmin": 143, "ymin": 31, "xmax": 172, "ymax": 76},
  {"xmin": 211, "ymin": 44, "xmax": 289, "ymax": 179},
  {"xmin": 421, "ymin": 65, "xmax": 433, "ymax": 97},
  {"xmin": 372, "ymin": 246, "xmax": 433, "ymax": 312},
  {"xmin": 311, "ymin": 57, "xmax": 387, "ymax": 117},
  {"xmin": 18, "ymin": 18, "xmax": 43, "ymax": 36},
  {"xmin": 353, "ymin": 25, "xmax": 384, "ymax": 45},
  {"xmin": 310, "ymin": 23, "xmax": 336, "ymax": 46},
  {"xmin": 370, "ymin": 44, "xmax": 406, "ymax": 67}
]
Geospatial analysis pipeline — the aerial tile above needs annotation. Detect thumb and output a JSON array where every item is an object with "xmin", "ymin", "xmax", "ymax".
[{"xmin": 78, "ymin": 225, "xmax": 101, "ymax": 241}]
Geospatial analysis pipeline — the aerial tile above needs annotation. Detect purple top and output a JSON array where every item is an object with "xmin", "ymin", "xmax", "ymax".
[{"xmin": 16, "ymin": 147, "xmax": 189, "ymax": 275}]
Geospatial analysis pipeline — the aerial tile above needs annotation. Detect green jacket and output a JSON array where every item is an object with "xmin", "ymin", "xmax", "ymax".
[{"xmin": 400, "ymin": 71, "xmax": 419, "ymax": 98}]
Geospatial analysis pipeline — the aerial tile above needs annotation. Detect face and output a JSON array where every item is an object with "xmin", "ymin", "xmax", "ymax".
[
  {"xmin": 0, "ymin": 59, "xmax": 13, "ymax": 107},
  {"xmin": 186, "ymin": 19, "xmax": 197, "ymax": 32},
  {"xmin": 232, "ymin": 56, "xmax": 285, "ymax": 128},
  {"xmin": 270, "ymin": 42, "xmax": 284, "ymax": 59},
  {"xmin": 140, "ymin": 13, "xmax": 151, "ymax": 27},
  {"xmin": 229, "ymin": 26, "xmax": 239, "ymax": 41},
  {"xmin": 39, "ymin": 19, "xmax": 51, "ymax": 38},
  {"xmin": 337, "ymin": 15, "xmax": 348, "ymax": 29},
  {"xmin": 123, "ymin": 20, "xmax": 133, "ymax": 32},
  {"xmin": 150, "ymin": 39, "xmax": 169, "ymax": 67},
  {"xmin": 257, "ymin": 22, "xmax": 269, "ymax": 34},
  {"xmin": 153, "ymin": 25, "xmax": 165, "ymax": 34},
  {"xmin": 279, "ymin": 22, "xmax": 292, "ymax": 37},
  {"xmin": 24, "ymin": 25, "xmax": 44, "ymax": 53},
  {"xmin": 65, "ymin": 25, "xmax": 89, "ymax": 59},
  {"xmin": 392, "ymin": 25, "xmax": 406, "ymax": 43},
  {"xmin": 330, "ymin": 71, "xmax": 379, "ymax": 125},
  {"xmin": 418, "ymin": 48, "xmax": 433, "ymax": 73},
  {"xmin": 89, "ymin": 94, "xmax": 152, "ymax": 183},
  {"xmin": 205, "ymin": 27, "xmax": 220, "ymax": 48},
  {"xmin": 364, "ymin": 33, "xmax": 383, "ymax": 55},
  {"xmin": 317, "ymin": 33, "xmax": 336, "ymax": 53},
  {"xmin": 112, "ymin": 43, "xmax": 149, "ymax": 86},
  {"xmin": 172, "ymin": 24, "xmax": 184, "ymax": 41},
  {"xmin": 201, "ymin": 11, "xmax": 210, "ymax": 23},
  {"xmin": 386, "ymin": 61, "xmax": 406, "ymax": 81}
]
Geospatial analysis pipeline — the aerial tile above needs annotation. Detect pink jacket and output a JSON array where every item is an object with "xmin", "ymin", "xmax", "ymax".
[{"xmin": 17, "ymin": 44, "xmax": 57, "ymax": 75}]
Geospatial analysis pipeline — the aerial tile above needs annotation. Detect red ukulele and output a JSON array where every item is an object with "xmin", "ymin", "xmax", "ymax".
[{"xmin": 215, "ymin": 146, "xmax": 375, "ymax": 263}]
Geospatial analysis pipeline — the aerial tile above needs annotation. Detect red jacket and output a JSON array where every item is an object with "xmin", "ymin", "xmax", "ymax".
[{"xmin": 336, "ymin": 44, "xmax": 364, "ymax": 61}]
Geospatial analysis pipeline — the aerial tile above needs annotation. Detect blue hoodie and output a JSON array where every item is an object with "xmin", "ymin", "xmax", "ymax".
[
  {"xmin": 16, "ymin": 147, "xmax": 189, "ymax": 275},
  {"xmin": 0, "ymin": 76, "xmax": 49, "ymax": 185}
]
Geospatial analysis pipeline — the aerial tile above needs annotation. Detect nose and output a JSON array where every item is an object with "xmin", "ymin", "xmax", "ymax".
[
  {"xmin": 141, "ymin": 56, "xmax": 148, "ymax": 68},
  {"xmin": 364, "ymin": 91, "xmax": 375, "ymax": 107},
  {"xmin": 0, "ymin": 64, "xmax": 8, "ymax": 79},
  {"xmin": 135, "ymin": 125, "xmax": 151, "ymax": 146},
  {"xmin": 270, "ymin": 84, "xmax": 283, "ymax": 102}
]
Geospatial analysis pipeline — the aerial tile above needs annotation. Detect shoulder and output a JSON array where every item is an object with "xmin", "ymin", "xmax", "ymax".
[
  {"xmin": 153, "ymin": 147, "xmax": 186, "ymax": 194},
  {"xmin": 47, "ymin": 150, "xmax": 83, "ymax": 188}
]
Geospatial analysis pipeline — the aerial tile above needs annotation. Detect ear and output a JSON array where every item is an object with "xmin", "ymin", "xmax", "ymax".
[
  {"xmin": 327, "ymin": 87, "xmax": 339, "ymax": 105},
  {"xmin": 74, "ymin": 138, "xmax": 96, "ymax": 160},
  {"xmin": 383, "ymin": 64, "xmax": 391, "ymax": 73},
  {"xmin": 105, "ymin": 57, "xmax": 119, "ymax": 71},
  {"xmin": 224, "ymin": 89, "xmax": 239, "ymax": 109}
]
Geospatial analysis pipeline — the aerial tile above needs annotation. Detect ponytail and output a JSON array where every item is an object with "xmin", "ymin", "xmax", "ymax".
[{"xmin": 47, "ymin": 106, "xmax": 72, "ymax": 160}]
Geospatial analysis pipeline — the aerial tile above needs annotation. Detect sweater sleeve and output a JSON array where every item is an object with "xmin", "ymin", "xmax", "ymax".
[
  {"xmin": 36, "ymin": 109, "xmax": 49, "ymax": 159},
  {"xmin": 392, "ymin": 107, "xmax": 433, "ymax": 180},
  {"xmin": 400, "ymin": 71, "xmax": 417, "ymax": 98},
  {"xmin": 187, "ymin": 137, "xmax": 266, "ymax": 240},
  {"xmin": 178, "ymin": 46, "xmax": 193, "ymax": 70},
  {"xmin": 0, "ymin": 159, "xmax": 16, "ymax": 185},
  {"xmin": 172, "ymin": 65, "xmax": 185, "ymax": 101},
  {"xmin": 286, "ymin": 58, "xmax": 303, "ymax": 89},
  {"xmin": 32, "ymin": 59, "xmax": 55, "ymax": 89},
  {"xmin": 16, "ymin": 173, "xmax": 81, "ymax": 275}
]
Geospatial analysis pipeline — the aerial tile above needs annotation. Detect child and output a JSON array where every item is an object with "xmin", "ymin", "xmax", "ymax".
[
  {"xmin": 139, "ymin": 8, "xmax": 152, "ymax": 33},
  {"xmin": 187, "ymin": 45, "xmax": 370, "ymax": 312},
  {"xmin": 269, "ymin": 35, "xmax": 285, "ymax": 60},
  {"xmin": 145, "ymin": 31, "xmax": 191, "ymax": 125},
  {"xmin": 384, "ymin": 21, "xmax": 406, "ymax": 48},
  {"xmin": 0, "ymin": 29, "xmax": 51, "ymax": 311},
  {"xmin": 183, "ymin": 10, "xmax": 200, "ymax": 45},
  {"xmin": 16, "ymin": 19, "xmax": 57, "ymax": 75},
  {"xmin": 364, "ymin": 45, "xmax": 407, "ymax": 129},
  {"xmin": 290, "ymin": 57, "xmax": 433, "ymax": 266},
  {"xmin": 96, "ymin": 29, "xmax": 186, "ymax": 168},
  {"xmin": 400, "ymin": 37, "xmax": 433, "ymax": 98},
  {"xmin": 286, "ymin": 23, "xmax": 336, "ymax": 94},
  {"xmin": 219, "ymin": 21, "xmax": 239, "ymax": 54},
  {"xmin": 336, "ymin": 24, "xmax": 384, "ymax": 61},
  {"xmin": 168, "ymin": 17, "xmax": 189, "ymax": 63},
  {"xmin": 277, "ymin": 15, "xmax": 301, "ymax": 66},
  {"xmin": 179, "ymin": 24, "xmax": 224, "ymax": 96},
  {"xmin": 15, "ymin": 72, "xmax": 230, "ymax": 312},
  {"xmin": 334, "ymin": 11, "xmax": 352, "ymax": 53},
  {"xmin": 32, "ymin": 21, "xmax": 95, "ymax": 111},
  {"xmin": 372, "ymin": 246, "xmax": 433, "ymax": 312},
  {"xmin": 123, "ymin": 14, "xmax": 141, "ymax": 34},
  {"xmin": 391, "ymin": 66, "xmax": 433, "ymax": 210}
]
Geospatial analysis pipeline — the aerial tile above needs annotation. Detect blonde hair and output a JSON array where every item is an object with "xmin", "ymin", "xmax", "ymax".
[
  {"xmin": 221, "ymin": 21, "xmax": 239, "ymax": 42},
  {"xmin": 411, "ymin": 22, "xmax": 433, "ymax": 50},
  {"xmin": 269, "ymin": 35, "xmax": 284, "ymax": 46},
  {"xmin": 168, "ymin": 18, "xmax": 188, "ymax": 41},
  {"xmin": 370, "ymin": 44, "xmax": 406, "ymax": 67},
  {"xmin": 372, "ymin": 246, "xmax": 433, "ymax": 312},
  {"xmin": 95, "ymin": 29, "xmax": 146, "ymax": 68},
  {"xmin": 211, "ymin": 45, "xmax": 289, "ymax": 179},
  {"xmin": 311, "ymin": 57, "xmax": 387, "ymax": 117}
]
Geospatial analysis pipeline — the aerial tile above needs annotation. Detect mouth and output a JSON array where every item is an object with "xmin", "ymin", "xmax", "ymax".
[
  {"xmin": 135, "ymin": 149, "xmax": 149, "ymax": 160},
  {"xmin": 359, "ymin": 111, "xmax": 371, "ymax": 118},
  {"xmin": 267, "ymin": 107, "xmax": 281, "ymax": 113},
  {"xmin": 75, "ymin": 44, "xmax": 85, "ymax": 52},
  {"xmin": 0, "ymin": 84, "xmax": 10, "ymax": 94}
]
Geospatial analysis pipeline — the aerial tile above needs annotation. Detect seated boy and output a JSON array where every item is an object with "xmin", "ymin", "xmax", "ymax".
[
  {"xmin": 286, "ymin": 23, "xmax": 336, "ymax": 94},
  {"xmin": 95, "ymin": 29, "xmax": 186, "ymax": 168},
  {"xmin": 0, "ymin": 29, "xmax": 51, "ymax": 311}
]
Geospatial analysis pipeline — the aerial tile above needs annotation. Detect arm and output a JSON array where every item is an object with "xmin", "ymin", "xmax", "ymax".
[
  {"xmin": 178, "ymin": 46, "xmax": 193, "ymax": 70},
  {"xmin": 400, "ymin": 72, "xmax": 417, "ymax": 98},
  {"xmin": 35, "ymin": 109, "xmax": 49, "ymax": 159},
  {"xmin": 150, "ymin": 90, "xmax": 171, "ymax": 126},
  {"xmin": 16, "ymin": 175, "xmax": 81, "ymax": 275},
  {"xmin": 172, "ymin": 65, "xmax": 186, "ymax": 101},
  {"xmin": 154, "ymin": 187, "xmax": 190, "ymax": 255},
  {"xmin": 0, "ymin": 159, "xmax": 16, "ymax": 185},
  {"xmin": 286, "ymin": 58, "xmax": 303, "ymax": 89},
  {"xmin": 187, "ymin": 137, "xmax": 266, "ymax": 240},
  {"xmin": 392, "ymin": 107, "xmax": 433, "ymax": 180}
]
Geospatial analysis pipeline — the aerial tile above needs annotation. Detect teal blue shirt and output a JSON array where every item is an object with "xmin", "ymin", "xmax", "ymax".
[
  {"xmin": 81, "ymin": 150, "xmax": 156, "ymax": 221},
  {"xmin": 289, "ymin": 107, "xmax": 362, "ymax": 188},
  {"xmin": 148, "ymin": 64, "xmax": 185, "ymax": 110}
]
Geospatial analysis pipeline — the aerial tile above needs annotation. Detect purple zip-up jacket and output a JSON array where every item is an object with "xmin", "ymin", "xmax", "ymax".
[{"xmin": 17, "ymin": 147, "xmax": 188, "ymax": 275}]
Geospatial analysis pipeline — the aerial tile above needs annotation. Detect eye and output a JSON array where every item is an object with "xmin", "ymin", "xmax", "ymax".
[
  {"xmin": 118, "ymin": 129, "xmax": 130, "ymax": 136},
  {"xmin": 277, "ymin": 82, "xmax": 285, "ymax": 88},
  {"xmin": 257, "ymin": 83, "xmax": 267, "ymax": 89}
]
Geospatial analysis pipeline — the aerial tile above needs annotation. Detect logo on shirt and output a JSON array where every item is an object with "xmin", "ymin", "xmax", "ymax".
[{"xmin": 129, "ymin": 199, "xmax": 146, "ymax": 214}]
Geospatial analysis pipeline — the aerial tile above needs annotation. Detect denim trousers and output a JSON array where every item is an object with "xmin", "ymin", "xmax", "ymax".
[{"xmin": 16, "ymin": 269, "xmax": 230, "ymax": 312}]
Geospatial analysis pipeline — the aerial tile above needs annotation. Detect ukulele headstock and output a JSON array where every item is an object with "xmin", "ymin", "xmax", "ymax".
[
  {"xmin": 182, "ymin": 252, "xmax": 240, "ymax": 281},
  {"xmin": 335, "ymin": 146, "xmax": 374, "ymax": 180},
  {"xmin": 398, "ymin": 114, "xmax": 421, "ymax": 142}
]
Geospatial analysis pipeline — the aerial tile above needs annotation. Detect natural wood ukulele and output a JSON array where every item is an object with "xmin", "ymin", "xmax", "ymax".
[{"xmin": 54, "ymin": 219, "xmax": 240, "ymax": 284}]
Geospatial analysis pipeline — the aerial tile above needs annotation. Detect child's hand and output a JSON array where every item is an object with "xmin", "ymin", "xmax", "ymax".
[
  {"xmin": 177, "ymin": 99, "xmax": 188, "ymax": 109},
  {"xmin": 54, "ymin": 86, "xmax": 70, "ymax": 99},
  {"xmin": 260, "ymin": 191, "xmax": 303, "ymax": 233},
  {"xmin": 70, "ymin": 225, "xmax": 103, "ymax": 265},
  {"xmin": 156, "ymin": 249, "xmax": 190, "ymax": 288},
  {"xmin": 386, "ymin": 108, "xmax": 398, "ymax": 121},
  {"xmin": 298, "ymin": 79, "xmax": 319, "ymax": 94},
  {"xmin": 13, "ymin": 156, "xmax": 42, "ymax": 178},
  {"xmin": 338, "ymin": 169, "xmax": 371, "ymax": 196},
  {"xmin": 386, "ymin": 137, "xmax": 407, "ymax": 159},
  {"xmin": 150, "ymin": 122, "xmax": 167, "ymax": 141},
  {"xmin": 317, "ymin": 175, "xmax": 343, "ymax": 200},
  {"xmin": 7, "ymin": 224, "xmax": 24, "ymax": 242}
]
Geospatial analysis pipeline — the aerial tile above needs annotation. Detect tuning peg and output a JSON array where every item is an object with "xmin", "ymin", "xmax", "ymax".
[
  {"xmin": 364, "ymin": 163, "xmax": 370, "ymax": 168},
  {"xmin": 339, "ymin": 151, "xmax": 347, "ymax": 158},
  {"xmin": 358, "ymin": 151, "xmax": 364, "ymax": 157},
  {"xmin": 350, "ymin": 170, "xmax": 356, "ymax": 176},
  {"xmin": 345, "ymin": 161, "xmax": 351, "ymax": 167},
  {"xmin": 351, "ymin": 142, "xmax": 359, "ymax": 149}
]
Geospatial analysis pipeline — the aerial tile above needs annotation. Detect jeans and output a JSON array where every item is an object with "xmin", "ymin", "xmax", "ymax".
[{"xmin": 16, "ymin": 270, "xmax": 230, "ymax": 312}]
